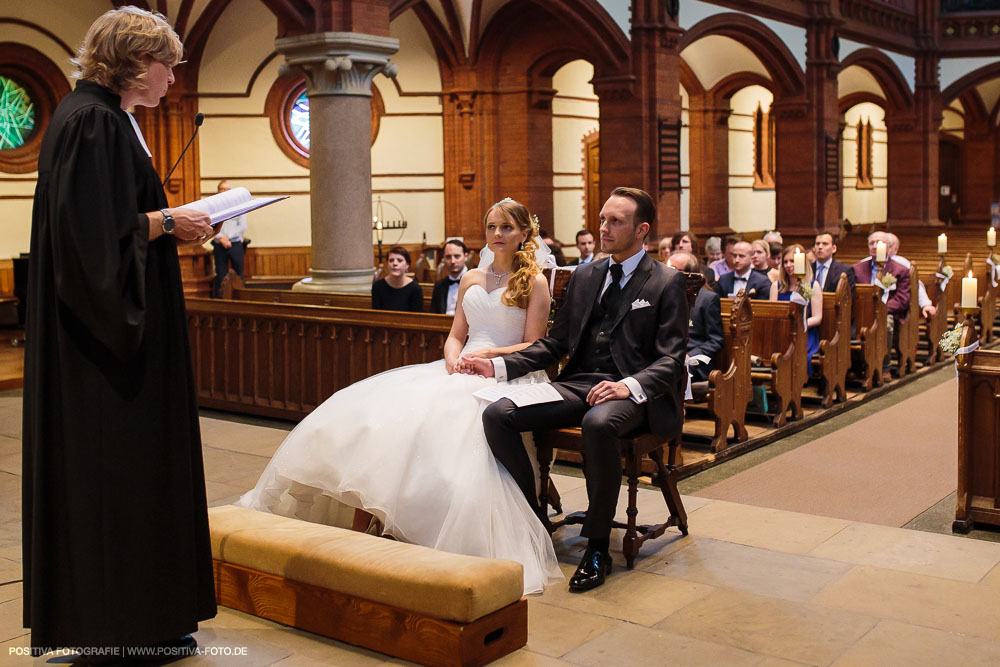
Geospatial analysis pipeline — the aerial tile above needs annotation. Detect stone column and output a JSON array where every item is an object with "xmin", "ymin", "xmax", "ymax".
[{"xmin": 277, "ymin": 32, "xmax": 399, "ymax": 293}]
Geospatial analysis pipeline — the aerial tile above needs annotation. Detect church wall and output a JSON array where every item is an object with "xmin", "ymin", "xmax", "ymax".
[
  {"xmin": 842, "ymin": 102, "xmax": 889, "ymax": 225},
  {"xmin": 727, "ymin": 85, "xmax": 775, "ymax": 232},
  {"xmin": 195, "ymin": 6, "xmax": 445, "ymax": 250},
  {"xmin": 0, "ymin": 0, "xmax": 105, "ymax": 258},
  {"xmin": 680, "ymin": 86, "xmax": 690, "ymax": 232},
  {"xmin": 551, "ymin": 60, "xmax": 598, "ymax": 249}
]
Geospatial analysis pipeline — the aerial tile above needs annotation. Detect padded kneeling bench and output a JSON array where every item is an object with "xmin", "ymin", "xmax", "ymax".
[{"xmin": 209, "ymin": 505, "xmax": 526, "ymax": 667}]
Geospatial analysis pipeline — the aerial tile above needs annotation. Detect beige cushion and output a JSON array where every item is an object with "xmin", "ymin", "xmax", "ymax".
[{"xmin": 209, "ymin": 505, "xmax": 523, "ymax": 623}]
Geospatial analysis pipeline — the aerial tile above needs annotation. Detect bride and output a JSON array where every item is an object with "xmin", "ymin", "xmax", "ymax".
[{"xmin": 237, "ymin": 198, "xmax": 563, "ymax": 593}]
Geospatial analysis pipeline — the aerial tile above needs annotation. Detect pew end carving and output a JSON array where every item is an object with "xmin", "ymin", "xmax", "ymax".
[
  {"xmin": 850, "ymin": 284, "xmax": 888, "ymax": 391},
  {"xmin": 894, "ymin": 263, "xmax": 920, "ymax": 377},
  {"xmin": 747, "ymin": 301, "xmax": 807, "ymax": 427},
  {"xmin": 814, "ymin": 273, "xmax": 851, "ymax": 407}
]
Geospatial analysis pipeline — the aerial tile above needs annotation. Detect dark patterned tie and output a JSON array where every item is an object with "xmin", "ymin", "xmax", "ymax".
[{"xmin": 602, "ymin": 263, "xmax": 624, "ymax": 310}]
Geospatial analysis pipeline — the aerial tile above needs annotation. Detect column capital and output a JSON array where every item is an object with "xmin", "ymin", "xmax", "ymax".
[{"xmin": 276, "ymin": 32, "xmax": 399, "ymax": 97}]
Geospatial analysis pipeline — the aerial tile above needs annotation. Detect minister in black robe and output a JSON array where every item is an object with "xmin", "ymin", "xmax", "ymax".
[{"xmin": 22, "ymin": 7, "xmax": 216, "ymax": 657}]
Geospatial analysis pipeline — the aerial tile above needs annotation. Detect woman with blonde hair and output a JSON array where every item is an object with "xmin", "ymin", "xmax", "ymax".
[
  {"xmin": 239, "ymin": 198, "xmax": 563, "ymax": 594},
  {"xmin": 769, "ymin": 244, "xmax": 823, "ymax": 373},
  {"xmin": 23, "ymin": 6, "xmax": 216, "ymax": 659}
]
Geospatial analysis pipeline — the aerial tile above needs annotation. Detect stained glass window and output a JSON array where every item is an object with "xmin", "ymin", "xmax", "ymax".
[
  {"xmin": 0, "ymin": 75, "xmax": 35, "ymax": 151},
  {"xmin": 289, "ymin": 90, "xmax": 310, "ymax": 151}
]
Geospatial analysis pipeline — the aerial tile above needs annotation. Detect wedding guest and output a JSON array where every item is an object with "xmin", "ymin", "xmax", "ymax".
[
  {"xmin": 770, "ymin": 244, "xmax": 823, "ymax": 373},
  {"xmin": 852, "ymin": 231, "xmax": 910, "ymax": 321},
  {"xmin": 709, "ymin": 234, "xmax": 740, "ymax": 278},
  {"xmin": 373, "ymin": 246, "xmax": 423, "ymax": 312},
  {"xmin": 539, "ymin": 228, "xmax": 567, "ymax": 266},
  {"xmin": 668, "ymin": 251, "xmax": 722, "ymax": 382},
  {"xmin": 658, "ymin": 237, "xmax": 671, "ymax": 261},
  {"xmin": 705, "ymin": 236, "xmax": 723, "ymax": 265},
  {"xmin": 671, "ymin": 231, "xmax": 715, "ymax": 287},
  {"xmin": 22, "ymin": 6, "xmax": 216, "ymax": 660},
  {"xmin": 812, "ymin": 232, "xmax": 855, "ymax": 295},
  {"xmin": 750, "ymin": 239, "xmax": 771, "ymax": 276},
  {"xmin": 211, "ymin": 179, "xmax": 247, "ymax": 297},
  {"xmin": 768, "ymin": 242, "xmax": 782, "ymax": 275},
  {"xmin": 885, "ymin": 233, "xmax": 936, "ymax": 318},
  {"xmin": 714, "ymin": 241, "xmax": 770, "ymax": 300},
  {"xmin": 567, "ymin": 229, "xmax": 595, "ymax": 266},
  {"xmin": 430, "ymin": 239, "xmax": 469, "ymax": 315},
  {"xmin": 763, "ymin": 230, "xmax": 783, "ymax": 245}
]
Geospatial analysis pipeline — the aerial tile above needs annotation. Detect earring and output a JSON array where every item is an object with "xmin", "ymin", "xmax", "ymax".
[{"xmin": 518, "ymin": 241, "xmax": 524, "ymax": 250}]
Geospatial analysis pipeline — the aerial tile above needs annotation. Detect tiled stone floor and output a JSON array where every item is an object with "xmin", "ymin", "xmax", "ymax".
[{"xmin": 3, "ymin": 392, "xmax": 1000, "ymax": 665}]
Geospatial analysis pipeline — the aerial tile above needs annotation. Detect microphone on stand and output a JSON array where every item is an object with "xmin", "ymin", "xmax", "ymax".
[{"xmin": 162, "ymin": 112, "xmax": 204, "ymax": 186}]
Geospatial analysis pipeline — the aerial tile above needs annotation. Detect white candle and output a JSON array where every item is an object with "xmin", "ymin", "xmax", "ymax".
[
  {"xmin": 962, "ymin": 271, "xmax": 978, "ymax": 309},
  {"xmin": 875, "ymin": 241, "xmax": 887, "ymax": 263},
  {"xmin": 938, "ymin": 233, "xmax": 948, "ymax": 254},
  {"xmin": 988, "ymin": 227, "xmax": 996, "ymax": 247},
  {"xmin": 375, "ymin": 219, "xmax": 383, "ymax": 243},
  {"xmin": 793, "ymin": 251, "xmax": 805, "ymax": 275}
]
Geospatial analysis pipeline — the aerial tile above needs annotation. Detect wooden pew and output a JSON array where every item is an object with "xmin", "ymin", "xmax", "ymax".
[
  {"xmin": 894, "ymin": 263, "xmax": 920, "ymax": 377},
  {"xmin": 186, "ymin": 298, "xmax": 452, "ymax": 421},
  {"xmin": 813, "ymin": 272, "xmax": 851, "ymax": 407},
  {"xmin": 977, "ymin": 254, "xmax": 997, "ymax": 345},
  {"xmin": 687, "ymin": 291, "xmax": 753, "ymax": 453},
  {"xmin": 922, "ymin": 267, "xmax": 957, "ymax": 364},
  {"xmin": 222, "ymin": 272, "xmax": 441, "ymax": 312},
  {"xmin": 747, "ymin": 300, "xmax": 807, "ymax": 427},
  {"xmin": 850, "ymin": 284, "xmax": 888, "ymax": 391},
  {"xmin": 953, "ymin": 317, "xmax": 1000, "ymax": 533}
]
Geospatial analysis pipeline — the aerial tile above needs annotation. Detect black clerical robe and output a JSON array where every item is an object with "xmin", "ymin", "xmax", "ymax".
[{"xmin": 22, "ymin": 80, "xmax": 216, "ymax": 651}]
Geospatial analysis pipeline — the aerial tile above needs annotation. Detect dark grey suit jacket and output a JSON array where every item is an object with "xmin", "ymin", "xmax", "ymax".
[
  {"xmin": 714, "ymin": 270, "xmax": 771, "ymax": 300},
  {"xmin": 688, "ymin": 287, "xmax": 723, "ymax": 382},
  {"xmin": 501, "ymin": 253, "xmax": 689, "ymax": 438},
  {"xmin": 813, "ymin": 259, "xmax": 856, "ymax": 295}
]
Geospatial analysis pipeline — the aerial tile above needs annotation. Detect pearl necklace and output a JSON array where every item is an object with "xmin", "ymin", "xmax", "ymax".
[{"xmin": 488, "ymin": 264, "xmax": 511, "ymax": 286}]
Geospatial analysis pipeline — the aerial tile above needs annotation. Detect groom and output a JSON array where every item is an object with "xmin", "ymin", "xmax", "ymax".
[{"xmin": 463, "ymin": 187, "xmax": 688, "ymax": 591}]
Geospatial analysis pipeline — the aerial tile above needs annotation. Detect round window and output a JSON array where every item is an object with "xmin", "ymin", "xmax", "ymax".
[
  {"xmin": 0, "ymin": 75, "xmax": 36, "ymax": 151},
  {"xmin": 288, "ymin": 89, "xmax": 310, "ymax": 151}
]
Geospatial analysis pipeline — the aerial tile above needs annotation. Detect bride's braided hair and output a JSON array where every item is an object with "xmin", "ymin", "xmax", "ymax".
[{"xmin": 486, "ymin": 199, "xmax": 540, "ymax": 310}]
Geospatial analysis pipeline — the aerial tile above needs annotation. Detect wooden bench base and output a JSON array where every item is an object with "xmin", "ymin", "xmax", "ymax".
[{"xmin": 213, "ymin": 560, "xmax": 527, "ymax": 667}]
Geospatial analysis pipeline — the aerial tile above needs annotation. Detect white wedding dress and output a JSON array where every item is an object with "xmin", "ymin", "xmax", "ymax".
[{"xmin": 237, "ymin": 283, "xmax": 563, "ymax": 594}]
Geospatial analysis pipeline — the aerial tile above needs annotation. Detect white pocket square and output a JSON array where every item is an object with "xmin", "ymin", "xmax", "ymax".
[{"xmin": 630, "ymin": 299, "xmax": 652, "ymax": 310}]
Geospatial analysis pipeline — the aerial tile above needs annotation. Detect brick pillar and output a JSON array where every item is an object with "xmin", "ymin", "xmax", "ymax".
[
  {"xmin": 495, "ymin": 86, "xmax": 555, "ymax": 233},
  {"xmin": 774, "ymin": 12, "xmax": 841, "ymax": 236},
  {"xmin": 958, "ymin": 116, "xmax": 994, "ymax": 224},
  {"xmin": 686, "ymin": 92, "xmax": 731, "ymax": 235},
  {"xmin": 886, "ymin": 53, "xmax": 942, "ymax": 226},
  {"xmin": 277, "ymin": 32, "xmax": 399, "ymax": 293},
  {"xmin": 595, "ymin": 0, "xmax": 683, "ymax": 238},
  {"xmin": 441, "ymin": 66, "xmax": 489, "ymax": 245}
]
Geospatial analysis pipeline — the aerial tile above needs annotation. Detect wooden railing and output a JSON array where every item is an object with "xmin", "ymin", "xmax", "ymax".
[{"xmin": 186, "ymin": 298, "xmax": 452, "ymax": 421}]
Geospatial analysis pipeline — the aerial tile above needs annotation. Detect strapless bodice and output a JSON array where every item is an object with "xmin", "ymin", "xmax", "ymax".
[{"xmin": 460, "ymin": 284, "xmax": 527, "ymax": 355}]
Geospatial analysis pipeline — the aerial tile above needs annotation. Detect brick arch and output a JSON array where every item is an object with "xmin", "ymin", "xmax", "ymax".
[
  {"xmin": 679, "ymin": 13, "xmax": 805, "ymax": 100},
  {"xmin": 941, "ymin": 61, "xmax": 1000, "ymax": 108},
  {"xmin": 839, "ymin": 92, "xmax": 888, "ymax": 115},
  {"xmin": 838, "ymin": 48, "xmax": 913, "ymax": 115},
  {"xmin": 710, "ymin": 72, "xmax": 774, "ymax": 102},
  {"xmin": 474, "ymin": 0, "xmax": 629, "ymax": 80}
]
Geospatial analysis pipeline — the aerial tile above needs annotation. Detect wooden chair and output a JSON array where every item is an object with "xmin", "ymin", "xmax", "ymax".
[
  {"xmin": 813, "ymin": 273, "xmax": 851, "ymax": 407},
  {"xmin": 533, "ymin": 270, "xmax": 703, "ymax": 569},
  {"xmin": 850, "ymin": 284, "xmax": 888, "ymax": 390},
  {"xmin": 686, "ymin": 291, "xmax": 753, "ymax": 452},
  {"xmin": 894, "ymin": 263, "xmax": 920, "ymax": 377}
]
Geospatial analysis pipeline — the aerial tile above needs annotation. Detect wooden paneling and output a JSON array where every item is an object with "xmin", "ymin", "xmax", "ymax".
[
  {"xmin": 0, "ymin": 260, "xmax": 12, "ymax": 297},
  {"xmin": 186, "ymin": 299, "xmax": 452, "ymax": 421},
  {"xmin": 954, "ymin": 320, "xmax": 1000, "ymax": 533}
]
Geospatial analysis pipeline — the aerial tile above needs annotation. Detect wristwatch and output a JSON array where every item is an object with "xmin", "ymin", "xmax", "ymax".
[{"xmin": 160, "ymin": 208, "xmax": 175, "ymax": 234}]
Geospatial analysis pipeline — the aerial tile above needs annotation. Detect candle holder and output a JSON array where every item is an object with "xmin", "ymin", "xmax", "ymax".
[{"xmin": 371, "ymin": 195, "xmax": 408, "ymax": 265}]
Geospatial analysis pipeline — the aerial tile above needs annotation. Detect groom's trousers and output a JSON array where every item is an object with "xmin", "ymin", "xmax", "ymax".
[{"xmin": 482, "ymin": 373, "xmax": 645, "ymax": 540}]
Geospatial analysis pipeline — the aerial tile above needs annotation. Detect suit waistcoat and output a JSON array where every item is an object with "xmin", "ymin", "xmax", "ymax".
[{"xmin": 568, "ymin": 285, "xmax": 620, "ymax": 376}]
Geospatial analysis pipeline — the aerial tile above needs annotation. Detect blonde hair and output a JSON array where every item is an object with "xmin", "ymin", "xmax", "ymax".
[
  {"xmin": 484, "ymin": 199, "xmax": 540, "ymax": 310},
  {"xmin": 750, "ymin": 239, "xmax": 770, "ymax": 268},
  {"xmin": 777, "ymin": 243, "xmax": 814, "ymax": 293},
  {"xmin": 73, "ymin": 6, "xmax": 183, "ymax": 93}
]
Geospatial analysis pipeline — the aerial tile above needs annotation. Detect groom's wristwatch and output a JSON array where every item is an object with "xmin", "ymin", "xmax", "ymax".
[{"xmin": 160, "ymin": 208, "xmax": 175, "ymax": 235}]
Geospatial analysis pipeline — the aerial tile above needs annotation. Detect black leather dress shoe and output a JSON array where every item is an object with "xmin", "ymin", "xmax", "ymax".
[{"xmin": 568, "ymin": 547, "xmax": 612, "ymax": 592}]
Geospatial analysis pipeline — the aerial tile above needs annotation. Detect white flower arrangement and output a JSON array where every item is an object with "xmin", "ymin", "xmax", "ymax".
[
  {"xmin": 797, "ymin": 283, "xmax": 813, "ymax": 301},
  {"xmin": 878, "ymin": 273, "xmax": 898, "ymax": 290},
  {"xmin": 939, "ymin": 325, "xmax": 963, "ymax": 356},
  {"xmin": 939, "ymin": 265, "xmax": 953, "ymax": 278}
]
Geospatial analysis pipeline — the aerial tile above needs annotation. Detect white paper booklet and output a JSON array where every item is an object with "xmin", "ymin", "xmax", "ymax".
[
  {"xmin": 473, "ymin": 382, "xmax": 564, "ymax": 407},
  {"xmin": 181, "ymin": 186, "xmax": 288, "ymax": 227}
]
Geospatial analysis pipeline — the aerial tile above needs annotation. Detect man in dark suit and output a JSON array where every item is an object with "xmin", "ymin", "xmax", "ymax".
[
  {"xmin": 462, "ymin": 187, "xmax": 688, "ymax": 592},
  {"xmin": 668, "ymin": 252, "xmax": 723, "ymax": 382},
  {"xmin": 714, "ymin": 241, "xmax": 770, "ymax": 300},
  {"xmin": 429, "ymin": 239, "xmax": 469, "ymax": 315},
  {"xmin": 567, "ymin": 229, "xmax": 596, "ymax": 266},
  {"xmin": 812, "ymin": 232, "xmax": 856, "ymax": 295},
  {"xmin": 852, "ymin": 231, "xmax": 910, "ymax": 321}
]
